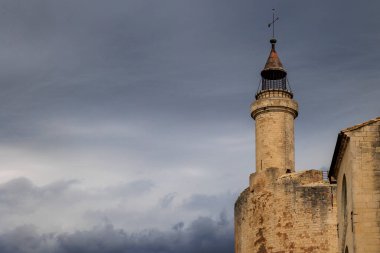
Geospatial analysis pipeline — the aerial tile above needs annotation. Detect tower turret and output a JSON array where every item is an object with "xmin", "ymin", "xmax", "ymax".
[{"xmin": 251, "ymin": 39, "xmax": 298, "ymax": 174}]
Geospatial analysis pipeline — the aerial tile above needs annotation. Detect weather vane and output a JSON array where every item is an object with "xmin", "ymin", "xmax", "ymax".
[{"xmin": 268, "ymin": 9, "xmax": 279, "ymax": 38}]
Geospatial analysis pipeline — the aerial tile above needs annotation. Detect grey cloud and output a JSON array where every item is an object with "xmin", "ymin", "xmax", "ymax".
[
  {"xmin": 0, "ymin": 225, "xmax": 55, "ymax": 253},
  {"xmin": 0, "ymin": 177, "xmax": 159, "ymax": 232},
  {"xmin": 0, "ymin": 176, "xmax": 237, "ymax": 234},
  {"xmin": 182, "ymin": 192, "xmax": 238, "ymax": 215},
  {"xmin": 172, "ymin": 221, "xmax": 184, "ymax": 231},
  {"xmin": 104, "ymin": 180, "xmax": 155, "ymax": 197},
  {"xmin": 159, "ymin": 192, "xmax": 177, "ymax": 208},
  {"xmin": 0, "ymin": 177, "xmax": 78, "ymax": 214},
  {"xmin": 0, "ymin": 177, "xmax": 154, "ymax": 210},
  {"xmin": 81, "ymin": 190, "xmax": 237, "ymax": 233},
  {"xmin": 0, "ymin": 215, "xmax": 233, "ymax": 253}
]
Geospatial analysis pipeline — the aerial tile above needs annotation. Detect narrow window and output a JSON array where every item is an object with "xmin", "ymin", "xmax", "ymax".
[
  {"xmin": 342, "ymin": 175, "xmax": 348, "ymax": 223},
  {"xmin": 341, "ymin": 174, "xmax": 349, "ymax": 250}
]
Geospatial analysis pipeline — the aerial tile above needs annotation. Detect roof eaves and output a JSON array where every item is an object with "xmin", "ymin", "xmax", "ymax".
[
  {"xmin": 328, "ymin": 132, "xmax": 350, "ymax": 184},
  {"xmin": 342, "ymin": 117, "xmax": 380, "ymax": 133}
]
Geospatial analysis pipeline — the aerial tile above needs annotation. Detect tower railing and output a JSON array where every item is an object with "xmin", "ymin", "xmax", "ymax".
[
  {"xmin": 262, "ymin": 77, "xmax": 287, "ymax": 90},
  {"xmin": 256, "ymin": 77, "xmax": 293, "ymax": 99}
]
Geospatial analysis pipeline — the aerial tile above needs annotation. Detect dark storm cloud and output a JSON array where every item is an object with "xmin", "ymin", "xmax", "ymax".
[
  {"xmin": 0, "ymin": 0, "xmax": 256, "ymax": 136},
  {"xmin": 0, "ymin": 0, "xmax": 257, "ymax": 179},
  {"xmin": 0, "ymin": 215, "xmax": 233, "ymax": 253},
  {"xmin": 0, "ymin": 0, "xmax": 377, "ymax": 132},
  {"xmin": 0, "ymin": 0, "xmax": 377, "ymax": 173}
]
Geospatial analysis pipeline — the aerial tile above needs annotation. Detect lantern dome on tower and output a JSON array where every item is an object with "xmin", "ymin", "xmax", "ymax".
[{"xmin": 256, "ymin": 39, "xmax": 293, "ymax": 99}]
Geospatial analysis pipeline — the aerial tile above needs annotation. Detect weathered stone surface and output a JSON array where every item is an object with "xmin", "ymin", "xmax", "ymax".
[
  {"xmin": 251, "ymin": 91, "xmax": 298, "ymax": 174},
  {"xmin": 330, "ymin": 118, "xmax": 380, "ymax": 253},
  {"xmin": 235, "ymin": 169, "xmax": 338, "ymax": 253}
]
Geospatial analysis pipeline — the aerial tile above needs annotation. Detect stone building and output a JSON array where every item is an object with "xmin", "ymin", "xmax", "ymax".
[
  {"xmin": 234, "ymin": 38, "xmax": 338, "ymax": 253},
  {"xmin": 328, "ymin": 118, "xmax": 380, "ymax": 253},
  {"xmin": 234, "ymin": 36, "xmax": 380, "ymax": 253}
]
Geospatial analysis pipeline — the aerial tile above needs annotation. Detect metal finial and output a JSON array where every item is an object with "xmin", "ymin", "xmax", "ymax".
[{"xmin": 268, "ymin": 9, "xmax": 279, "ymax": 39}]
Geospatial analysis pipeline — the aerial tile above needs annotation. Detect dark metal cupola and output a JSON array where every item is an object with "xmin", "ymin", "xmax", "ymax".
[{"xmin": 256, "ymin": 39, "xmax": 293, "ymax": 99}]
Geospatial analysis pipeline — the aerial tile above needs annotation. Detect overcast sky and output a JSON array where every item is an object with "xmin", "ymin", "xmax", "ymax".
[{"xmin": 0, "ymin": 0, "xmax": 379, "ymax": 252}]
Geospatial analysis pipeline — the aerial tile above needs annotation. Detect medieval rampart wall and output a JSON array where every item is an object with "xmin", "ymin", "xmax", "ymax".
[{"xmin": 235, "ymin": 169, "xmax": 338, "ymax": 253}]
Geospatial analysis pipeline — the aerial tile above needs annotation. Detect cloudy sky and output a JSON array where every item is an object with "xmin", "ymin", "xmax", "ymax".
[{"xmin": 0, "ymin": 0, "xmax": 378, "ymax": 252}]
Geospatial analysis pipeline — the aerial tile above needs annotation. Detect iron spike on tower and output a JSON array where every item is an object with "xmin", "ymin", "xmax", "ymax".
[{"xmin": 251, "ymin": 15, "xmax": 298, "ymax": 174}]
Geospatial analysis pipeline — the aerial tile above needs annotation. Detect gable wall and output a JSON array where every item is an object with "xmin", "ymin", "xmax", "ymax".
[{"xmin": 336, "ymin": 122, "xmax": 380, "ymax": 253}]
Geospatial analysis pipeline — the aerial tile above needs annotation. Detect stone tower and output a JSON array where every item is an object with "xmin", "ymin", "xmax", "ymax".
[
  {"xmin": 251, "ymin": 38, "xmax": 298, "ymax": 173},
  {"xmin": 235, "ymin": 37, "xmax": 339, "ymax": 253}
]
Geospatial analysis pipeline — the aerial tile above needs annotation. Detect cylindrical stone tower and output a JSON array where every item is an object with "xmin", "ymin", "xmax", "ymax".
[{"xmin": 251, "ymin": 38, "xmax": 298, "ymax": 173}]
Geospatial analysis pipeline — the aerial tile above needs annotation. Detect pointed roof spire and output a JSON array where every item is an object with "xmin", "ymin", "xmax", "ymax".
[{"xmin": 261, "ymin": 39, "xmax": 287, "ymax": 79}]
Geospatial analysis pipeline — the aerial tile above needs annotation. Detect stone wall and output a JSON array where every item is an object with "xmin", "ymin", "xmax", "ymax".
[
  {"xmin": 332, "ymin": 119, "xmax": 380, "ymax": 253},
  {"xmin": 251, "ymin": 95, "xmax": 298, "ymax": 173},
  {"xmin": 235, "ymin": 168, "xmax": 338, "ymax": 253}
]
